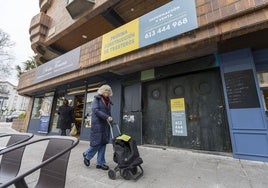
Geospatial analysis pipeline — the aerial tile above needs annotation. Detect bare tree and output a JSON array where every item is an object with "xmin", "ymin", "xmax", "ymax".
[{"xmin": 0, "ymin": 29, "xmax": 15, "ymax": 80}]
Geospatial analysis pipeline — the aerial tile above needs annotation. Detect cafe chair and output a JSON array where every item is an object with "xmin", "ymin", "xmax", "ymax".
[
  {"xmin": 0, "ymin": 133, "xmax": 34, "ymax": 151},
  {"xmin": 0, "ymin": 133, "xmax": 34, "ymax": 186},
  {"xmin": 0, "ymin": 136, "xmax": 79, "ymax": 188}
]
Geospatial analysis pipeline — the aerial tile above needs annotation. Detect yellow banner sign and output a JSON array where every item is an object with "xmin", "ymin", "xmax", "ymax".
[
  {"xmin": 171, "ymin": 98, "xmax": 185, "ymax": 111},
  {"xmin": 101, "ymin": 19, "xmax": 139, "ymax": 61}
]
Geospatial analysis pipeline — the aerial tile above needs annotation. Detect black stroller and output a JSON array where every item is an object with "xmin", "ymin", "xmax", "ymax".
[{"xmin": 107, "ymin": 121, "xmax": 144, "ymax": 180}]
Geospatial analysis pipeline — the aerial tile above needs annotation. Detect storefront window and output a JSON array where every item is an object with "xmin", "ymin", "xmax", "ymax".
[
  {"xmin": 29, "ymin": 93, "xmax": 54, "ymax": 134},
  {"xmin": 31, "ymin": 95, "xmax": 53, "ymax": 119},
  {"xmin": 84, "ymin": 91, "xmax": 97, "ymax": 128},
  {"xmin": 258, "ymin": 72, "xmax": 268, "ymax": 114},
  {"xmin": 31, "ymin": 98, "xmax": 43, "ymax": 119}
]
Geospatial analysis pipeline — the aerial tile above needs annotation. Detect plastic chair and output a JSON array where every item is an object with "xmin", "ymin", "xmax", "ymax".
[
  {"xmin": 0, "ymin": 136, "xmax": 79, "ymax": 188},
  {"xmin": 0, "ymin": 133, "xmax": 34, "ymax": 185}
]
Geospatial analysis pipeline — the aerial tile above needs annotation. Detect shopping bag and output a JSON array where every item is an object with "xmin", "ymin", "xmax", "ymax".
[{"xmin": 70, "ymin": 124, "xmax": 77, "ymax": 136}]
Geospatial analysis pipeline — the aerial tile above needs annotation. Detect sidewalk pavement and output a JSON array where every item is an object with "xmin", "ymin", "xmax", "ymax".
[{"xmin": 1, "ymin": 123, "xmax": 268, "ymax": 188}]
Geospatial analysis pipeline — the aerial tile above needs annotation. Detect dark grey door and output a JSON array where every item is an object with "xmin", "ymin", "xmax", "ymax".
[
  {"xmin": 121, "ymin": 83, "xmax": 142, "ymax": 145},
  {"xmin": 143, "ymin": 69, "xmax": 231, "ymax": 152},
  {"xmin": 143, "ymin": 80, "xmax": 168, "ymax": 145}
]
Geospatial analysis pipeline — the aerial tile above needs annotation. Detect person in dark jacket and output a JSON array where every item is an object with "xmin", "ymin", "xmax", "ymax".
[
  {"xmin": 57, "ymin": 99, "xmax": 75, "ymax": 136},
  {"xmin": 83, "ymin": 85, "xmax": 113, "ymax": 170}
]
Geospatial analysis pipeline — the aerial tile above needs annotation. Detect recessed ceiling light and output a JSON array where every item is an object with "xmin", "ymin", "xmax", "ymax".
[
  {"xmin": 82, "ymin": 35, "xmax": 87, "ymax": 39},
  {"xmin": 131, "ymin": 8, "xmax": 134, "ymax": 12}
]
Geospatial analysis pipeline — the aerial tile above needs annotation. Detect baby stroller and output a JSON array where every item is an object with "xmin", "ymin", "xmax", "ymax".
[{"xmin": 107, "ymin": 121, "xmax": 144, "ymax": 180}]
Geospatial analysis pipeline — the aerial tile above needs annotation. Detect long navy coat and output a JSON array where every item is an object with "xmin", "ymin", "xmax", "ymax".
[
  {"xmin": 57, "ymin": 104, "xmax": 75, "ymax": 130},
  {"xmin": 90, "ymin": 95, "xmax": 111, "ymax": 147}
]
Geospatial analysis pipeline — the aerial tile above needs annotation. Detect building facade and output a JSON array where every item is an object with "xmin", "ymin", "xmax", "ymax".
[
  {"xmin": 18, "ymin": 0, "xmax": 268, "ymax": 162},
  {"xmin": 0, "ymin": 81, "xmax": 30, "ymax": 115}
]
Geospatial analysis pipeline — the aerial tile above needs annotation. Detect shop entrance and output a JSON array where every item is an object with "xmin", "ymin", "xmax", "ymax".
[
  {"xmin": 143, "ymin": 69, "xmax": 232, "ymax": 152},
  {"xmin": 50, "ymin": 93, "xmax": 85, "ymax": 136},
  {"xmin": 73, "ymin": 94, "xmax": 85, "ymax": 135}
]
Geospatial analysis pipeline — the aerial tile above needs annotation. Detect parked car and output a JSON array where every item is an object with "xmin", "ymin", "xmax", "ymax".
[{"xmin": 6, "ymin": 111, "xmax": 24, "ymax": 122}]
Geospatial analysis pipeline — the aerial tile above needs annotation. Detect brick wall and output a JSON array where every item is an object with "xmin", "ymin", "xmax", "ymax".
[
  {"xmin": 13, "ymin": 97, "xmax": 34, "ymax": 133},
  {"xmin": 12, "ymin": 119, "xmax": 27, "ymax": 132},
  {"xmin": 18, "ymin": 0, "xmax": 268, "ymax": 95},
  {"xmin": 17, "ymin": 69, "xmax": 36, "ymax": 91},
  {"xmin": 78, "ymin": 0, "xmax": 268, "ymax": 71}
]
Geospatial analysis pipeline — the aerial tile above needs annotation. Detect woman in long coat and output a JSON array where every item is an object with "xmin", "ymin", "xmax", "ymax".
[
  {"xmin": 57, "ymin": 99, "xmax": 75, "ymax": 136},
  {"xmin": 83, "ymin": 85, "xmax": 113, "ymax": 170}
]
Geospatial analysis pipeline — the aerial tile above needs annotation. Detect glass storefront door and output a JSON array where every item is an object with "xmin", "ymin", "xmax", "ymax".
[
  {"xmin": 49, "ymin": 84, "xmax": 100, "ymax": 139},
  {"xmin": 50, "ymin": 97, "xmax": 63, "ymax": 133},
  {"xmin": 84, "ymin": 92, "xmax": 97, "ymax": 128},
  {"xmin": 79, "ymin": 86, "xmax": 100, "ymax": 141},
  {"xmin": 73, "ymin": 94, "xmax": 84, "ymax": 134}
]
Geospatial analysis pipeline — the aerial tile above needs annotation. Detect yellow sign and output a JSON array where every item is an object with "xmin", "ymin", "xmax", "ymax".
[
  {"xmin": 101, "ymin": 19, "xmax": 139, "ymax": 61},
  {"xmin": 171, "ymin": 98, "xmax": 185, "ymax": 111}
]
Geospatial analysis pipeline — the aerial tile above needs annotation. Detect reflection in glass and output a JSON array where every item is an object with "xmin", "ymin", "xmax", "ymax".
[
  {"xmin": 31, "ymin": 95, "xmax": 53, "ymax": 119},
  {"xmin": 84, "ymin": 92, "xmax": 97, "ymax": 128},
  {"xmin": 31, "ymin": 98, "xmax": 43, "ymax": 119},
  {"xmin": 40, "ymin": 96, "xmax": 53, "ymax": 116},
  {"xmin": 258, "ymin": 72, "xmax": 268, "ymax": 114},
  {"xmin": 74, "ymin": 94, "xmax": 84, "ymax": 134},
  {"xmin": 258, "ymin": 72, "xmax": 268, "ymax": 87},
  {"xmin": 51, "ymin": 98, "xmax": 63, "ymax": 132}
]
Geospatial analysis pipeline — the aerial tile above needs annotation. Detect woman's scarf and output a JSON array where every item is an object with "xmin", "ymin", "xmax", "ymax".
[{"xmin": 101, "ymin": 95, "xmax": 110, "ymax": 107}]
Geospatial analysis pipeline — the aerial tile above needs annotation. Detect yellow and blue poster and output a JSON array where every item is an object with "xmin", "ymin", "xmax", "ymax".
[
  {"xmin": 101, "ymin": 19, "xmax": 139, "ymax": 61},
  {"xmin": 100, "ymin": 0, "xmax": 198, "ymax": 61},
  {"xmin": 170, "ymin": 98, "xmax": 187, "ymax": 136},
  {"xmin": 38, "ymin": 95, "xmax": 53, "ymax": 134}
]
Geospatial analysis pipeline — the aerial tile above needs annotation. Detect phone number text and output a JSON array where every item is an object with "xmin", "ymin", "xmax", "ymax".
[{"xmin": 144, "ymin": 18, "xmax": 188, "ymax": 39}]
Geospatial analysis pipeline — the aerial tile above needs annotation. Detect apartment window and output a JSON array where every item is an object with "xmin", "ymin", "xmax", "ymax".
[{"xmin": 66, "ymin": 0, "xmax": 95, "ymax": 19}]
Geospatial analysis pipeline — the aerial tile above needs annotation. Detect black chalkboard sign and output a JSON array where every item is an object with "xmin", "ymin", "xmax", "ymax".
[{"xmin": 224, "ymin": 69, "xmax": 260, "ymax": 109}]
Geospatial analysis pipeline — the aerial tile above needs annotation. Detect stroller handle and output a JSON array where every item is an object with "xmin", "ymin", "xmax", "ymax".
[{"xmin": 107, "ymin": 120, "xmax": 121, "ymax": 139}]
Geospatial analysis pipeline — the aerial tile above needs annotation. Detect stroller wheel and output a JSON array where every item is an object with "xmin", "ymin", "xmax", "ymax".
[
  {"xmin": 131, "ymin": 167, "xmax": 138, "ymax": 175},
  {"xmin": 108, "ymin": 170, "xmax": 116, "ymax": 180},
  {"xmin": 122, "ymin": 170, "xmax": 131, "ymax": 180}
]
